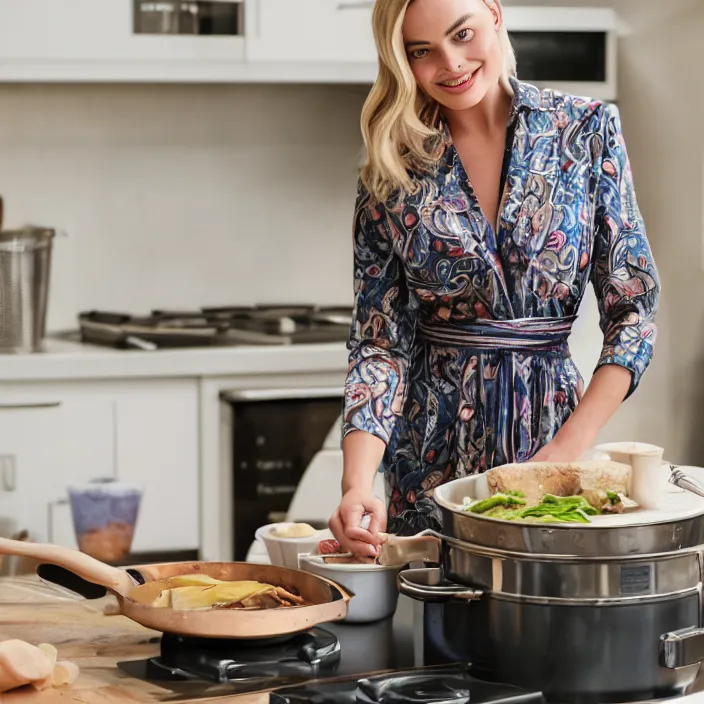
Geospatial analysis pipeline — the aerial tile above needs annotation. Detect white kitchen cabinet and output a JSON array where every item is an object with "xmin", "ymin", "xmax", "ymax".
[
  {"xmin": 0, "ymin": 395, "xmax": 115, "ymax": 545},
  {"xmin": 245, "ymin": 0, "xmax": 377, "ymax": 63},
  {"xmin": 0, "ymin": 0, "xmax": 375, "ymax": 82},
  {"xmin": 0, "ymin": 1, "xmax": 619, "ymax": 88},
  {"xmin": 0, "ymin": 379, "xmax": 200, "ymax": 556},
  {"xmin": 109, "ymin": 381, "xmax": 200, "ymax": 554},
  {"xmin": 0, "ymin": 0, "xmax": 244, "ymax": 62}
]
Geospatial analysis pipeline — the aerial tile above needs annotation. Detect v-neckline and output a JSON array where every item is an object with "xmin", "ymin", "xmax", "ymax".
[
  {"xmin": 445, "ymin": 116, "xmax": 520, "ymax": 319},
  {"xmin": 449, "ymin": 117, "xmax": 518, "ymax": 239}
]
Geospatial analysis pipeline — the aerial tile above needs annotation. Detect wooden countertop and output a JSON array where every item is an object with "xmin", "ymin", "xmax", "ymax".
[{"xmin": 0, "ymin": 576, "xmax": 270, "ymax": 704}]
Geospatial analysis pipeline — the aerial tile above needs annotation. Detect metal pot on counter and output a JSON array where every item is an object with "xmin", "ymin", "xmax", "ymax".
[
  {"xmin": 0, "ymin": 194, "xmax": 57, "ymax": 354},
  {"xmin": 393, "ymin": 467, "xmax": 704, "ymax": 703}
]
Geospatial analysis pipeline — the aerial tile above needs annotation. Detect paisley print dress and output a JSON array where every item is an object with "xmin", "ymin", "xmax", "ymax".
[{"xmin": 342, "ymin": 78, "xmax": 660, "ymax": 535}]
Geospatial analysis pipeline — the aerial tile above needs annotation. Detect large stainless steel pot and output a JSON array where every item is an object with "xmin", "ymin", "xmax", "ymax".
[
  {"xmin": 395, "ymin": 472, "xmax": 704, "ymax": 702},
  {"xmin": 0, "ymin": 226, "xmax": 55, "ymax": 353}
]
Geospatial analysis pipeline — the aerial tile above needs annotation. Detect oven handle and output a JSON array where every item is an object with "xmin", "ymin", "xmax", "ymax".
[
  {"xmin": 220, "ymin": 387, "xmax": 343, "ymax": 403},
  {"xmin": 397, "ymin": 567, "xmax": 483, "ymax": 603},
  {"xmin": 660, "ymin": 627, "xmax": 704, "ymax": 668}
]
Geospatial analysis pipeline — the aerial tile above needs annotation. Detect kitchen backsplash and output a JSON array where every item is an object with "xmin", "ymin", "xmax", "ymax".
[{"xmin": 0, "ymin": 82, "xmax": 369, "ymax": 332}]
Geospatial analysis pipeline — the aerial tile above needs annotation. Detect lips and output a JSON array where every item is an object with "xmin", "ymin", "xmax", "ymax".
[
  {"xmin": 435, "ymin": 68, "xmax": 480, "ymax": 95},
  {"xmin": 438, "ymin": 72, "xmax": 473, "ymax": 88}
]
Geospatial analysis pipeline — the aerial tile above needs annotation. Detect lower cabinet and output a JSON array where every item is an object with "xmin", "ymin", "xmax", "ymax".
[{"xmin": 0, "ymin": 379, "xmax": 200, "ymax": 557}]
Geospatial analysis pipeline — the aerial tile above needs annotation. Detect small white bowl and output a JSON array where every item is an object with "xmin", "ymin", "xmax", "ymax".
[
  {"xmin": 594, "ymin": 441, "xmax": 666, "ymax": 510},
  {"xmin": 298, "ymin": 552, "xmax": 401, "ymax": 623},
  {"xmin": 255, "ymin": 522, "xmax": 332, "ymax": 569},
  {"xmin": 594, "ymin": 441, "xmax": 665, "ymax": 466}
]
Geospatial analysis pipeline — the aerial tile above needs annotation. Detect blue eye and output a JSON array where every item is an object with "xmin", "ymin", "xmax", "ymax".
[{"xmin": 456, "ymin": 28, "xmax": 474, "ymax": 41}]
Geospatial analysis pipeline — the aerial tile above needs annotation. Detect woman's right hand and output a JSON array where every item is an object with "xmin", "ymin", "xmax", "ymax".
[{"xmin": 328, "ymin": 488, "xmax": 387, "ymax": 558}]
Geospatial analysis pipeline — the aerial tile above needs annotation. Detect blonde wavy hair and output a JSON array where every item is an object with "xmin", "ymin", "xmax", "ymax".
[{"xmin": 360, "ymin": 0, "xmax": 517, "ymax": 204}]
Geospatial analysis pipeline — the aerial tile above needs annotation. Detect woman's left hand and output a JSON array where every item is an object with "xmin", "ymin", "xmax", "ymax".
[
  {"xmin": 529, "ymin": 365, "xmax": 632, "ymax": 465},
  {"xmin": 529, "ymin": 436, "xmax": 584, "ymax": 463}
]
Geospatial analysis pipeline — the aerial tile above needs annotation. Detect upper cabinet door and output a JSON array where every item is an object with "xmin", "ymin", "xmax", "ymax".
[
  {"xmin": 246, "ymin": 0, "xmax": 377, "ymax": 63},
  {"xmin": 0, "ymin": 0, "xmax": 244, "ymax": 63}
]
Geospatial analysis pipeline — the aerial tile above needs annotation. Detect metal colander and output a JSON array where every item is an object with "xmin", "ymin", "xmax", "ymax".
[{"xmin": 0, "ymin": 227, "xmax": 55, "ymax": 353}]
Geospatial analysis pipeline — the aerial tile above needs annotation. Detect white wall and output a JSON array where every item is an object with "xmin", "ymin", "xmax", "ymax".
[
  {"xmin": 613, "ymin": 0, "xmax": 704, "ymax": 464},
  {"xmin": 0, "ymin": 83, "xmax": 369, "ymax": 331}
]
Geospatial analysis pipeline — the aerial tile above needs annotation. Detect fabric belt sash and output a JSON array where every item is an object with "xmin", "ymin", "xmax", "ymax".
[{"xmin": 417, "ymin": 316, "xmax": 575, "ymax": 350}]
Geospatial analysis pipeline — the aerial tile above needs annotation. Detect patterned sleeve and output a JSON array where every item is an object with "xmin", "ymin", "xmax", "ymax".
[
  {"xmin": 341, "ymin": 181, "xmax": 418, "ymax": 446},
  {"xmin": 590, "ymin": 102, "xmax": 661, "ymax": 398}
]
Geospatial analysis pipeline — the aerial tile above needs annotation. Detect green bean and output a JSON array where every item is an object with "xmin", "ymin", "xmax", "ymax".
[{"xmin": 467, "ymin": 493, "xmax": 526, "ymax": 514}]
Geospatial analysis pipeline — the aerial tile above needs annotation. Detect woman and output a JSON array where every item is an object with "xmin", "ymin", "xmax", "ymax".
[{"xmin": 329, "ymin": 0, "xmax": 660, "ymax": 557}]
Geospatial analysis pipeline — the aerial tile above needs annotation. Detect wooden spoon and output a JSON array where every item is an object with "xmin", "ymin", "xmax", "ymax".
[{"xmin": 0, "ymin": 537, "xmax": 137, "ymax": 598}]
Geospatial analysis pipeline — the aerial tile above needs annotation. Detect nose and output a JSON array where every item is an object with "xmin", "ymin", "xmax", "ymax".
[{"xmin": 437, "ymin": 47, "xmax": 465, "ymax": 74}]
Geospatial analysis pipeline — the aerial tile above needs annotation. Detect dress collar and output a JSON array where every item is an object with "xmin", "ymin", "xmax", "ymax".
[
  {"xmin": 437, "ymin": 75, "xmax": 547, "ymax": 145},
  {"xmin": 506, "ymin": 75, "xmax": 543, "ymax": 122}
]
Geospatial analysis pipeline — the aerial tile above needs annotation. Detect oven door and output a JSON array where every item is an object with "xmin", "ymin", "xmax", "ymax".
[{"xmin": 220, "ymin": 387, "xmax": 343, "ymax": 561}]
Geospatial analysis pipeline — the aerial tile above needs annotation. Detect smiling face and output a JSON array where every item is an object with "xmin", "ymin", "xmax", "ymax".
[{"xmin": 402, "ymin": 0, "xmax": 506, "ymax": 111}]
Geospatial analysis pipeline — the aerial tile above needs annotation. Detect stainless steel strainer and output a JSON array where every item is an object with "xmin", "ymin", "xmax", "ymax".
[{"xmin": 0, "ymin": 227, "xmax": 55, "ymax": 353}]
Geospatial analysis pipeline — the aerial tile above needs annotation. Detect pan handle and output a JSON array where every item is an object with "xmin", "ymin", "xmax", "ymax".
[
  {"xmin": 0, "ymin": 536, "xmax": 137, "ymax": 597},
  {"xmin": 36, "ymin": 563, "xmax": 108, "ymax": 599},
  {"xmin": 36, "ymin": 563, "xmax": 146, "ymax": 600}
]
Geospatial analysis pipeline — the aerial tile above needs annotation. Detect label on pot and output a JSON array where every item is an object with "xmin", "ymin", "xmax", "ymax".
[{"xmin": 619, "ymin": 564, "xmax": 652, "ymax": 595}]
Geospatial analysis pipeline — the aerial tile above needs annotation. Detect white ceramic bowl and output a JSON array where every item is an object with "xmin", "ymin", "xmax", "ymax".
[
  {"xmin": 255, "ymin": 522, "xmax": 332, "ymax": 569},
  {"xmin": 298, "ymin": 553, "xmax": 401, "ymax": 623}
]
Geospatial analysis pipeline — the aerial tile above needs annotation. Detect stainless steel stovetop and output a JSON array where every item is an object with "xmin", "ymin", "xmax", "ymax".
[{"xmin": 73, "ymin": 305, "xmax": 353, "ymax": 350}]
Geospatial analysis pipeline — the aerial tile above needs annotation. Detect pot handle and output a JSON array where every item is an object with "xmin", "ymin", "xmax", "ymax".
[
  {"xmin": 660, "ymin": 627, "xmax": 704, "ymax": 668},
  {"xmin": 377, "ymin": 530, "xmax": 441, "ymax": 567},
  {"xmin": 397, "ymin": 568, "xmax": 483, "ymax": 603}
]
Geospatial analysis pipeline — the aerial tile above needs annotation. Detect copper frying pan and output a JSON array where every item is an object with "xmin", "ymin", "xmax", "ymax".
[{"xmin": 0, "ymin": 537, "xmax": 353, "ymax": 639}]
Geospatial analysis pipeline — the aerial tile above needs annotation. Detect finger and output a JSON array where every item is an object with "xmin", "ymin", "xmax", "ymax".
[
  {"xmin": 340, "ymin": 503, "xmax": 365, "ymax": 534},
  {"xmin": 328, "ymin": 510, "xmax": 344, "ymax": 542},
  {"xmin": 334, "ymin": 528, "xmax": 375, "ymax": 557},
  {"xmin": 344, "ymin": 500, "xmax": 386, "ymax": 546},
  {"xmin": 366, "ymin": 503, "xmax": 387, "ymax": 536},
  {"xmin": 345, "ymin": 525, "xmax": 383, "ymax": 546},
  {"xmin": 343, "ymin": 536, "xmax": 380, "ymax": 558},
  {"xmin": 328, "ymin": 507, "xmax": 366, "ymax": 554}
]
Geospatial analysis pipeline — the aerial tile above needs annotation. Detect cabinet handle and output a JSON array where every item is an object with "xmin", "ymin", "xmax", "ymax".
[
  {"xmin": 0, "ymin": 402, "xmax": 61, "ymax": 410},
  {"xmin": 0, "ymin": 455, "xmax": 16, "ymax": 492},
  {"xmin": 337, "ymin": 1, "xmax": 373, "ymax": 8},
  {"xmin": 47, "ymin": 498, "xmax": 68, "ymax": 544}
]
